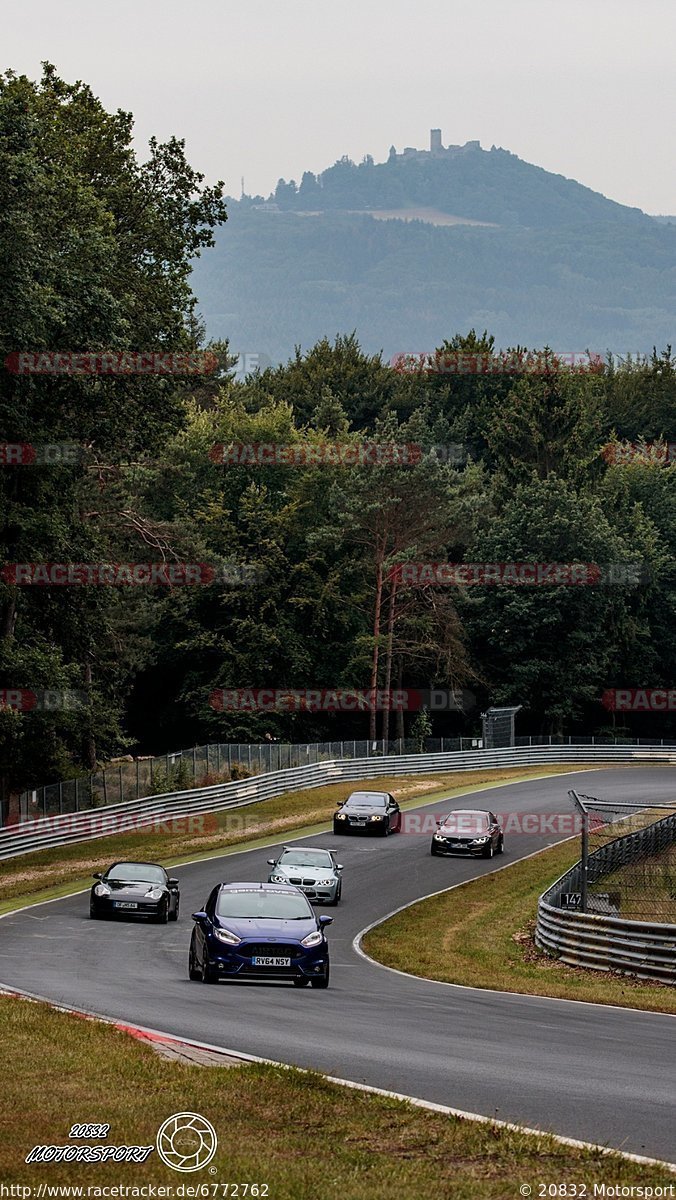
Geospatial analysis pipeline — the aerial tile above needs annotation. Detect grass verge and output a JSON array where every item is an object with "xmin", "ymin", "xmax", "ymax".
[
  {"xmin": 363, "ymin": 838, "xmax": 676, "ymax": 1013},
  {"xmin": 0, "ymin": 764, "xmax": 598, "ymax": 912},
  {"xmin": 0, "ymin": 992, "xmax": 673, "ymax": 1196}
]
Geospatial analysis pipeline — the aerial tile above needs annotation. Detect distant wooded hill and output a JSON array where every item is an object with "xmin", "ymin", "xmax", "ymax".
[{"xmin": 191, "ymin": 143, "xmax": 676, "ymax": 364}]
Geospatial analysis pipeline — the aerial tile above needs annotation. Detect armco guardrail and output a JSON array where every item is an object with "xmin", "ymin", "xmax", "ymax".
[
  {"xmin": 535, "ymin": 812, "xmax": 676, "ymax": 983},
  {"xmin": 1, "ymin": 742, "xmax": 675, "ymax": 863}
]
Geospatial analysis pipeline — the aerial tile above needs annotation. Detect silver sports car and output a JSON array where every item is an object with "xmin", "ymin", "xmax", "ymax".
[{"xmin": 267, "ymin": 846, "xmax": 343, "ymax": 905}]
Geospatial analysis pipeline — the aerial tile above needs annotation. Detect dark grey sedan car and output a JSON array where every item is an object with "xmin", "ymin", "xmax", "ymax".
[
  {"xmin": 430, "ymin": 809, "xmax": 504, "ymax": 858},
  {"xmin": 333, "ymin": 790, "xmax": 401, "ymax": 836}
]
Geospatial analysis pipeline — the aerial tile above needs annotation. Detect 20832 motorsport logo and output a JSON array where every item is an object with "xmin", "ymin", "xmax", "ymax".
[{"xmin": 25, "ymin": 1113, "xmax": 217, "ymax": 1173}]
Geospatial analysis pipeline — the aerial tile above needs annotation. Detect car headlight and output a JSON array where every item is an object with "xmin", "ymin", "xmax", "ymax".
[
  {"xmin": 270, "ymin": 874, "xmax": 287, "ymax": 883},
  {"xmin": 470, "ymin": 837, "xmax": 489, "ymax": 845},
  {"xmin": 369, "ymin": 814, "xmax": 383, "ymax": 821},
  {"xmin": 145, "ymin": 888, "xmax": 164, "ymax": 900},
  {"xmin": 313, "ymin": 879, "xmax": 333, "ymax": 886},
  {"xmin": 301, "ymin": 930, "xmax": 323, "ymax": 948},
  {"xmin": 433, "ymin": 834, "xmax": 446, "ymax": 842},
  {"xmin": 213, "ymin": 926, "xmax": 242, "ymax": 945},
  {"xmin": 94, "ymin": 883, "xmax": 111, "ymax": 897},
  {"xmin": 335, "ymin": 813, "xmax": 347, "ymax": 820}
]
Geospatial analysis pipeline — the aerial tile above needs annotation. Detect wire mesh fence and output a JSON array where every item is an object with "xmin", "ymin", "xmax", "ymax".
[
  {"xmin": 569, "ymin": 791, "xmax": 676, "ymax": 922},
  {"xmin": 11, "ymin": 733, "xmax": 676, "ymax": 829},
  {"xmin": 15, "ymin": 737, "xmax": 470, "ymax": 824}
]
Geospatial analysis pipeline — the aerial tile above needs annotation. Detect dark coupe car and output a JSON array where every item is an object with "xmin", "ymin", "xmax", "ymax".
[
  {"xmin": 430, "ymin": 809, "xmax": 504, "ymax": 858},
  {"xmin": 90, "ymin": 861, "xmax": 180, "ymax": 922},
  {"xmin": 189, "ymin": 882, "xmax": 332, "ymax": 987},
  {"xmin": 333, "ymin": 790, "xmax": 401, "ymax": 836}
]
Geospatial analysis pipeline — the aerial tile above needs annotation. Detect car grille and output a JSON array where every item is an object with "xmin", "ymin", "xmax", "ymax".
[
  {"xmin": 240, "ymin": 943, "xmax": 304, "ymax": 959},
  {"xmin": 288, "ymin": 877, "xmax": 317, "ymax": 886}
]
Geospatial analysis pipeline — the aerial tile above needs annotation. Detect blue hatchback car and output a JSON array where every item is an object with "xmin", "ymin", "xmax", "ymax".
[{"xmin": 189, "ymin": 882, "xmax": 332, "ymax": 988}]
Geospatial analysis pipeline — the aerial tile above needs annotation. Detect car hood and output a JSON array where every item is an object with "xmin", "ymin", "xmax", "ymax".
[
  {"xmin": 100, "ymin": 880, "xmax": 166, "ymax": 896},
  {"xmin": 339, "ymin": 806, "xmax": 382, "ymax": 815},
  {"xmin": 274, "ymin": 867, "xmax": 335, "ymax": 881},
  {"xmin": 437, "ymin": 829, "xmax": 487, "ymax": 839},
  {"xmin": 214, "ymin": 916, "xmax": 318, "ymax": 940}
]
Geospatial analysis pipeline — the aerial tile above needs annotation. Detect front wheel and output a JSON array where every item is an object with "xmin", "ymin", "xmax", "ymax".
[
  {"xmin": 155, "ymin": 901, "xmax": 169, "ymax": 924},
  {"xmin": 310, "ymin": 965, "xmax": 330, "ymax": 989},
  {"xmin": 483, "ymin": 841, "xmax": 494, "ymax": 858},
  {"xmin": 497, "ymin": 836, "xmax": 505, "ymax": 855},
  {"xmin": 188, "ymin": 935, "xmax": 201, "ymax": 980},
  {"xmin": 169, "ymin": 900, "xmax": 179, "ymax": 922},
  {"xmin": 201, "ymin": 954, "xmax": 217, "ymax": 984}
]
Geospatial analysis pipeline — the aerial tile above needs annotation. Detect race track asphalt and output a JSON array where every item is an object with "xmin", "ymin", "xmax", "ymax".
[{"xmin": 1, "ymin": 767, "xmax": 675, "ymax": 1162}]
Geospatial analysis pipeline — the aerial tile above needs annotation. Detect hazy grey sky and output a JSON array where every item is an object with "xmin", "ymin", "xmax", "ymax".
[{"xmin": 4, "ymin": 0, "xmax": 676, "ymax": 212}]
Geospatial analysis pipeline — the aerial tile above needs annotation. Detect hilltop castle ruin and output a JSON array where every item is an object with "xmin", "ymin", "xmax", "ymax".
[{"xmin": 388, "ymin": 130, "xmax": 481, "ymax": 162}]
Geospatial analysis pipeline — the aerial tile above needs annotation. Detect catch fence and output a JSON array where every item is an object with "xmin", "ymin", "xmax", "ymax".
[{"xmin": 11, "ymin": 734, "xmax": 676, "ymax": 826}]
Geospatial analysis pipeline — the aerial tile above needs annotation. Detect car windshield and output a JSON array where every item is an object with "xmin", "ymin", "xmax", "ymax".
[
  {"xmin": 106, "ymin": 862, "xmax": 166, "ymax": 883},
  {"xmin": 345, "ymin": 794, "xmax": 387, "ymax": 808},
  {"xmin": 440, "ymin": 812, "xmax": 490, "ymax": 834},
  {"xmin": 279, "ymin": 849, "xmax": 333, "ymax": 869},
  {"xmin": 216, "ymin": 889, "xmax": 313, "ymax": 920}
]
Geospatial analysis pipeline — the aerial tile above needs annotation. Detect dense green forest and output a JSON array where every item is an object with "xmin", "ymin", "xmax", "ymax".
[
  {"xmin": 2, "ymin": 68, "xmax": 676, "ymax": 806},
  {"xmin": 193, "ymin": 205, "xmax": 676, "ymax": 365}
]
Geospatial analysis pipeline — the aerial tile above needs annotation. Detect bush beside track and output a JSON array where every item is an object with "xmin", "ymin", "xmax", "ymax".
[
  {"xmin": 1, "ymin": 994, "xmax": 674, "ymax": 1196},
  {"xmin": 0, "ymin": 765, "xmax": 597, "ymax": 911},
  {"xmin": 362, "ymin": 838, "xmax": 676, "ymax": 1013}
]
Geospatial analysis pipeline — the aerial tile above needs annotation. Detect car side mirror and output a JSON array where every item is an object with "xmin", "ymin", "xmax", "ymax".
[
  {"xmin": 168, "ymin": 878, "xmax": 179, "ymax": 888},
  {"xmin": 191, "ymin": 911, "xmax": 208, "ymax": 922},
  {"xmin": 267, "ymin": 859, "xmax": 276, "ymax": 866},
  {"xmin": 336, "ymin": 864, "xmax": 344, "ymax": 871},
  {"xmin": 335, "ymin": 801, "xmax": 343, "ymax": 806},
  {"xmin": 92, "ymin": 872, "xmax": 102, "ymax": 879},
  {"xmin": 318, "ymin": 915, "xmax": 333, "ymax": 927},
  {"xmin": 436, "ymin": 819, "xmax": 442, "ymax": 827}
]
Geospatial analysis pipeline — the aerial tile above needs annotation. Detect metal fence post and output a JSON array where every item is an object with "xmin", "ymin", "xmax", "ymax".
[
  {"xmin": 580, "ymin": 808, "xmax": 589, "ymax": 913},
  {"xmin": 119, "ymin": 765, "xmax": 123, "ymax": 804}
]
